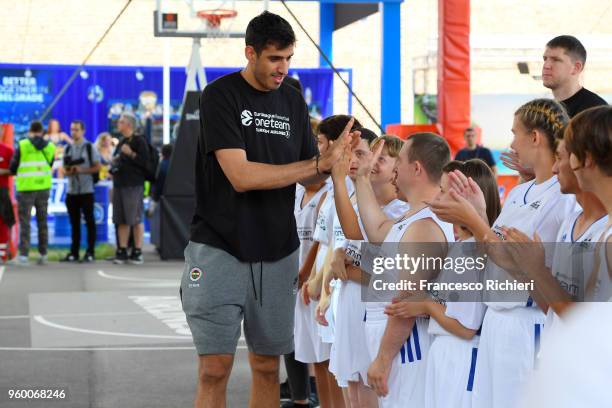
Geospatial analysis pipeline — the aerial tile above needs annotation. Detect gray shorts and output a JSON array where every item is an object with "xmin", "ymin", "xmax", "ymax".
[
  {"xmin": 180, "ymin": 241, "xmax": 299, "ymax": 356},
  {"xmin": 112, "ymin": 185, "xmax": 144, "ymax": 226}
]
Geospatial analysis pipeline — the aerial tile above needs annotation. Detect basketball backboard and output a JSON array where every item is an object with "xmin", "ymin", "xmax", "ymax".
[{"xmin": 154, "ymin": 0, "xmax": 269, "ymax": 39}]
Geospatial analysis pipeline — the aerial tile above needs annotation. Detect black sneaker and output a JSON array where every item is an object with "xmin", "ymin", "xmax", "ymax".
[
  {"xmin": 129, "ymin": 249, "xmax": 144, "ymax": 265},
  {"xmin": 113, "ymin": 248, "xmax": 128, "ymax": 265},
  {"xmin": 280, "ymin": 401, "xmax": 313, "ymax": 408},
  {"xmin": 280, "ymin": 379, "xmax": 291, "ymax": 401},
  {"xmin": 82, "ymin": 252, "xmax": 95, "ymax": 263},
  {"xmin": 60, "ymin": 253, "xmax": 79, "ymax": 263}
]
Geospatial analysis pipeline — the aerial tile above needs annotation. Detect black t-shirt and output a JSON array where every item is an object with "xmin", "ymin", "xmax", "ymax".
[
  {"xmin": 190, "ymin": 71, "xmax": 318, "ymax": 262},
  {"xmin": 112, "ymin": 134, "xmax": 149, "ymax": 188},
  {"xmin": 561, "ymin": 87, "xmax": 608, "ymax": 118},
  {"xmin": 455, "ymin": 146, "xmax": 496, "ymax": 168}
]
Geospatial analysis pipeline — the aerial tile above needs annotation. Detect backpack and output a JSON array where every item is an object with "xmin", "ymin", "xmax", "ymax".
[{"xmin": 142, "ymin": 141, "xmax": 160, "ymax": 183}]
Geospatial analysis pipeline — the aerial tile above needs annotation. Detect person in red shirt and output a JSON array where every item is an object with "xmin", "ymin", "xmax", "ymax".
[{"xmin": 0, "ymin": 126, "xmax": 16, "ymax": 259}]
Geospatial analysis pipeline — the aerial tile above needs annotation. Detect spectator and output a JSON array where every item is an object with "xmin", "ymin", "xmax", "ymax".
[
  {"xmin": 44, "ymin": 119, "xmax": 72, "ymax": 145},
  {"xmin": 45, "ymin": 119, "xmax": 72, "ymax": 179},
  {"xmin": 95, "ymin": 132, "xmax": 113, "ymax": 181},
  {"xmin": 110, "ymin": 113, "xmax": 149, "ymax": 265},
  {"xmin": 8, "ymin": 121, "xmax": 55, "ymax": 265},
  {"xmin": 0, "ymin": 126, "xmax": 16, "ymax": 260},
  {"xmin": 150, "ymin": 143, "xmax": 172, "ymax": 202},
  {"xmin": 542, "ymin": 35, "xmax": 607, "ymax": 118},
  {"xmin": 454, "ymin": 126, "xmax": 497, "ymax": 174},
  {"xmin": 61, "ymin": 120, "xmax": 101, "ymax": 263}
]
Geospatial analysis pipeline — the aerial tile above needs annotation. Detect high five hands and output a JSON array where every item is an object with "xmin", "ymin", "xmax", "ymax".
[{"xmin": 318, "ymin": 117, "xmax": 361, "ymax": 174}]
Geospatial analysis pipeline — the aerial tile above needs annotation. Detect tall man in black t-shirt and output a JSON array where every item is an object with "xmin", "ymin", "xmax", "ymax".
[
  {"xmin": 542, "ymin": 35, "xmax": 607, "ymax": 117},
  {"xmin": 180, "ymin": 11, "xmax": 355, "ymax": 408},
  {"xmin": 502, "ymin": 35, "xmax": 608, "ymax": 177}
]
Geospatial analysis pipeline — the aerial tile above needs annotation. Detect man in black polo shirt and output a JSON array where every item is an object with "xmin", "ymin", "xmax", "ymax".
[
  {"xmin": 180, "ymin": 11, "xmax": 354, "ymax": 408},
  {"xmin": 542, "ymin": 35, "xmax": 607, "ymax": 117}
]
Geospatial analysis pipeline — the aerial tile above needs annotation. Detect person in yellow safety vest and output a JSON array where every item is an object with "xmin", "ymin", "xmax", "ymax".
[{"xmin": 4, "ymin": 121, "xmax": 56, "ymax": 265}]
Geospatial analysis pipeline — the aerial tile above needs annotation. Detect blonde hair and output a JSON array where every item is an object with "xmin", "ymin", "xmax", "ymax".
[
  {"xmin": 514, "ymin": 99, "xmax": 569, "ymax": 151},
  {"xmin": 370, "ymin": 134, "xmax": 404, "ymax": 158}
]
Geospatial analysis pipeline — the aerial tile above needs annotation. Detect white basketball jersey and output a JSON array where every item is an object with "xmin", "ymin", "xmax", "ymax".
[
  {"xmin": 544, "ymin": 211, "xmax": 609, "ymax": 333},
  {"xmin": 485, "ymin": 176, "xmax": 575, "ymax": 309},
  {"xmin": 366, "ymin": 207, "xmax": 455, "ymax": 311},
  {"xmin": 588, "ymin": 224, "xmax": 612, "ymax": 301},
  {"xmin": 428, "ymin": 237, "xmax": 487, "ymax": 336},
  {"xmin": 295, "ymin": 184, "xmax": 331, "ymax": 268}
]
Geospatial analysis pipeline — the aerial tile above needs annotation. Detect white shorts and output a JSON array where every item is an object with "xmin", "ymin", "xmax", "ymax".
[
  {"xmin": 329, "ymin": 281, "xmax": 370, "ymax": 386},
  {"xmin": 424, "ymin": 335, "xmax": 479, "ymax": 408},
  {"xmin": 472, "ymin": 307, "xmax": 545, "ymax": 408},
  {"xmin": 364, "ymin": 310, "xmax": 431, "ymax": 408},
  {"xmin": 294, "ymin": 289, "xmax": 331, "ymax": 363},
  {"xmin": 318, "ymin": 279, "xmax": 340, "ymax": 344}
]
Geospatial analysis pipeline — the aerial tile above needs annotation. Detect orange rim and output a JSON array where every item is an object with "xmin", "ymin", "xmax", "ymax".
[{"xmin": 196, "ymin": 9, "xmax": 238, "ymax": 27}]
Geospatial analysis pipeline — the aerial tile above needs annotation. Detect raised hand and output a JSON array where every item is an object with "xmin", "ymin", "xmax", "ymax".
[
  {"xmin": 447, "ymin": 170, "xmax": 487, "ymax": 221},
  {"xmin": 426, "ymin": 189, "xmax": 479, "ymax": 226},
  {"xmin": 318, "ymin": 117, "xmax": 356, "ymax": 173},
  {"xmin": 331, "ymin": 144, "xmax": 351, "ymax": 181},
  {"xmin": 500, "ymin": 150, "xmax": 535, "ymax": 180},
  {"xmin": 356, "ymin": 139, "xmax": 385, "ymax": 178}
]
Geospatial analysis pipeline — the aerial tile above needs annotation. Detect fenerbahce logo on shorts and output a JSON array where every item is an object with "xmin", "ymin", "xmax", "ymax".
[
  {"xmin": 241, "ymin": 109, "xmax": 291, "ymax": 139},
  {"xmin": 188, "ymin": 267, "xmax": 203, "ymax": 288}
]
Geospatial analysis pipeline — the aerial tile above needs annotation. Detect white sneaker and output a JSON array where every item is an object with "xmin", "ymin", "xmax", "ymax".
[
  {"xmin": 37, "ymin": 255, "xmax": 48, "ymax": 266},
  {"xmin": 10, "ymin": 255, "xmax": 29, "ymax": 266}
]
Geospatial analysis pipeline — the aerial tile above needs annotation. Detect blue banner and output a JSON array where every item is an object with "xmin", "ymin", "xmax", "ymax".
[{"xmin": 0, "ymin": 63, "xmax": 343, "ymax": 143}]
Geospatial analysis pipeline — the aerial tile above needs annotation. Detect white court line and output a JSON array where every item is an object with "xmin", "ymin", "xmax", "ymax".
[
  {"xmin": 0, "ymin": 311, "xmax": 150, "ymax": 320},
  {"xmin": 0, "ymin": 346, "xmax": 248, "ymax": 351},
  {"xmin": 97, "ymin": 270, "xmax": 178, "ymax": 283},
  {"xmin": 33, "ymin": 315, "xmax": 193, "ymax": 340}
]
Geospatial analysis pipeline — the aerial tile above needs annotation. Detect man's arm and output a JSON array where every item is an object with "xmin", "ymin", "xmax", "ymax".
[
  {"xmin": 332, "ymin": 162, "xmax": 363, "ymax": 240},
  {"xmin": 368, "ymin": 219, "xmax": 447, "ymax": 396},
  {"xmin": 216, "ymin": 118, "xmax": 355, "ymax": 193}
]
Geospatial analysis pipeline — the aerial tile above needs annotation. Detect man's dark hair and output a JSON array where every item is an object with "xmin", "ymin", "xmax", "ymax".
[
  {"xmin": 245, "ymin": 11, "xmax": 296, "ymax": 54},
  {"xmin": 406, "ymin": 132, "xmax": 451, "ymax": 183},
  {"xmin": 71, "ymin": 120, "xmax": 85, "ymax": 130},
  {"xmin": 29, "ymin": 121, "xmax": 44, "ymax": 133},
  {"xmin": 358, "ymin": 127, "xmax": 378, "ymax": 145},
  {"xmin": 161, "ymin": 144, "xmax": 173, "ymax": 159},
  {"xmin": 318, "ymin": 115, "xmax": 362, "ymax": 142},
  {"xmin": 546, "ymin": 35, "xmax": 587, "ymax": 64}
]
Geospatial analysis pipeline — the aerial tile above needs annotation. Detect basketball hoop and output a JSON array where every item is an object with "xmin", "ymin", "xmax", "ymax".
[{"xmin": 196, "ymin": 9, "xmax": 238, "ymax": 28}]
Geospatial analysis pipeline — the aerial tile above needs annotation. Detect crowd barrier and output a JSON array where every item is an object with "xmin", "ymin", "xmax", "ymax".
[{"xmin": 29, "ymin": 179, "xmax": 111, "ymax": 247}]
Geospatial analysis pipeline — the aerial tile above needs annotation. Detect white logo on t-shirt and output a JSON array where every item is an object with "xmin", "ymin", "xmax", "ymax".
[{"xmin": 241, "ymin": 110, "xmax": 253, "ymax": 126}]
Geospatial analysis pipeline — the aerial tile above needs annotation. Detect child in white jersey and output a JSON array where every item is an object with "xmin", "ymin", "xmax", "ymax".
[
  {"xmin": 302, "ymin": 114, "xmax": 361, "ymax": 408},
  {"xmin": 329, "ymin": 135, "xmax": 408, "ymax": 407},
  {"xmin": 564, "ymin": 106, "xmax": 612, "ymax": 301},
  {"xmin": 355, "ymin": 133, "xmax": 455, "ymax": 408},
  {"xmin": 500, "ymin": 129, "xmax": 608, "ymax": 335},
  {"xmin": 429, "ymin": 99, "xmax": 575, "ymax": 408},
  {"xmin": 520, "ymin": 106, "xmax": 612, "ymax": 407},
  {"xmin": 385, "ymin": 159, "xmax": 501, "ymax": 408}
]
